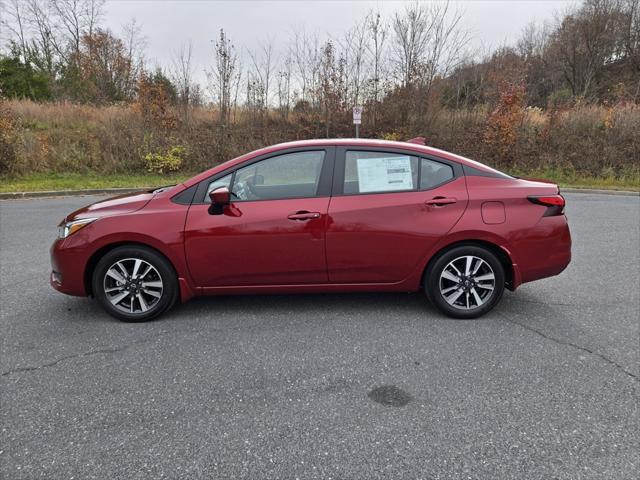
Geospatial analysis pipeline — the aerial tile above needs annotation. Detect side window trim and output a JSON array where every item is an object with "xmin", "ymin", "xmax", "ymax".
[
  {"xmin": 194, "ymin": 146, "xmax": 335, "ymax": 204},
  {"xmin": 333, "ymin": 146, "xmax": 461, "ymax": 197}
]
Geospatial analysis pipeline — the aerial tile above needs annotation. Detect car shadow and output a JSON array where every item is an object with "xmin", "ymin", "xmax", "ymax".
[
  {"xmin": 62, "ymin": 289, "xmax": 523, "ymax": 325},
  {"xmin": 174, "ymin": 291, "xmax": 433, "ymax": 317}
]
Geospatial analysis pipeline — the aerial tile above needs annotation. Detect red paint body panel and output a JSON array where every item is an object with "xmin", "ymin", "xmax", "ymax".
[
  {"xmin": 51, "ymin": 193, "xmax": 194, "ymax": 300},
  {"xmin": 449, "ymin": 176, "xmax": 571, "ymax": 287},
  {"xmin": 326, "ymin": 177, "xmax": 468, "ymax": 283},
  {"xmin": 50, "ymin": 139, "xmax": 571, "ymax": 303},
  {"xmin": 184, "ymin": 198, "xmax": 330, "ymax": 286}
]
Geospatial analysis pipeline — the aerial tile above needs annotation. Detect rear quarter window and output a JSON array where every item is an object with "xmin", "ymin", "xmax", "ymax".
[{"xmin": 420, "ymin": 159, "xmax": 454, "ymax": 189}]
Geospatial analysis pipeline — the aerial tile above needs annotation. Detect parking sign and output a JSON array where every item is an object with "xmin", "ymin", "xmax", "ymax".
[{"xmin": 353, "ymin": 106, "xmax": 363, "ymax": 124}]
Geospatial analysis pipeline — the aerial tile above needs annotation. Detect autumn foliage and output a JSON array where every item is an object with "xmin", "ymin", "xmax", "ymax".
[
  {"xmin": 1, "ymin": 0, "xmax": 639, "ymax": 185},
  {"xmin": 483, "ymin": 83, "xmax": 526, "ymax": 164}
]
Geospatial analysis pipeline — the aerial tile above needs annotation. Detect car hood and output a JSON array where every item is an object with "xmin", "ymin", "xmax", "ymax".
[{"xmin": 65, "ymin": 190, "xmax": 155, "ymax": 222}]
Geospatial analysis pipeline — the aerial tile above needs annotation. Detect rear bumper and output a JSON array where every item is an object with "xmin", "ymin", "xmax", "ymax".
[
  {"xmin": 50, "ymin": 239, "xmax": 89, "ymax": 297},
  {"xmin": 515, "ymin": 215, "xmax": 572, "ymax": 285}
]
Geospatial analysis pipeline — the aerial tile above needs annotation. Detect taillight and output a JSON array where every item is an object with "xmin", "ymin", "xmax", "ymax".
[{"xmin": 528, "ymin": 194, "xmax": 565, "ymax": 216}]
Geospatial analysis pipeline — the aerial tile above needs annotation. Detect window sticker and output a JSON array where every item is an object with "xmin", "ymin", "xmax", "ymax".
[{"xmin": 356, "ymin": 156, "xmax": 414, "ymax": 193}]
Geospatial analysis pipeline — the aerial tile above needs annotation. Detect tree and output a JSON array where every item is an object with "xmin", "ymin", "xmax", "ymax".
[
  {"xmin": 25, "ymin": 0, "xmax": 58, "ymax": 77},
  {"xmin": 1, "ymin": 0, "xmax": 30, "ymax": 62},
  {"xmin": 209, "ymin": 29, "xmax": 238, "ymax": 125},
  {"xmin": 120, "ymin": 19, "xmax": 146, "ymax": 103},
  {"xmin": 247, "ymin": 38, "xmax": 276, "ymax": 111},
  {"xmin": 67, "ymin": 28, "xmax": 137, "ymax": 103},
  {"xmin": 276, "ymin": 54, "xmax": 292, "ymax": 119},
  {"xmin": 318, "ymin": 40, "xmax": 346, "ymax": 137},
  {"xmin": 171, "ymin": 40, "xmax": 196, "ymax": 113},
  {"xmin": 366, "ymin": 11, "xmax": 388, "ymax": 128},
  {"xmin": 0, "ymin": 51, "xmax": 52, "ymax": 100},
  {"xmin": 390, "ymin": 1, "xmax": 469, "ymax": 123},
  {"xmin": 291, "ymin": 28, "xmax": 321, "ymax": 106},
  {"xmin": 545, "ymin": 0, "xmax": 628, "ymax": 98},
  {"xmin": 49, "ymin": 0, "xmax": 106, "ymax": 66},
  {"xmin": 391, "ymin": 2, "xmax": 433, "ymax": 88},
  {"xmin": 621, "ymin": 0, "xmax": 640, "ymax": 100}
]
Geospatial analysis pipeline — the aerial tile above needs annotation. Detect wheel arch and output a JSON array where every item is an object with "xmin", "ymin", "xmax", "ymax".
[
  {"xmin": 421, "ymin": 239, "xmax": 516, "ymax": 290},
  {"xmin": 83, "ymin": 241, "xmax": 178, "ymax": 297}
]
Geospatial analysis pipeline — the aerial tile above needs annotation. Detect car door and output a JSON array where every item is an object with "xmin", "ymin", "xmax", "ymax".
[
  {"xmin": 326, "ymin": 147, "xmax": 468, "ymax": 284},
  {"xmin": 184, "ymin": 148, "xmax": 334, "ymax": 287}
]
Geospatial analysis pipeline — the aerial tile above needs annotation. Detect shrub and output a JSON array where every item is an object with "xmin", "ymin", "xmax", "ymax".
[
  {"xmin": 1, "ymin": 99, "xmax": 638, "ymax": 182},
  {"xmin": 382, "ymin": 131, "xmax": 403, "ymax": 141},
  {"xmin": 0, "ymin": 102, "xmax": 17, "ymax": 173},
  {"xmin": 483, "ymin": 83, "xmax": 526, "ymax": 164},
  {"xmin": 144, "ymin": 145, "xmax": 185, "ymax": 174}
]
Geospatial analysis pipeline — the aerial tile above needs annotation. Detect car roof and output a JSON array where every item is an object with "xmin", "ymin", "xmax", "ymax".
[{"xmin": 182, "ymin": 138, "xmax": 504, "ymax": 188}]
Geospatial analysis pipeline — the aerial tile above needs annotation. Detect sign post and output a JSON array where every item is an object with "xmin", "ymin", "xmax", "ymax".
[{"xmin": 352, "ymin": 106, "xmax": 362, "ymax": 138}]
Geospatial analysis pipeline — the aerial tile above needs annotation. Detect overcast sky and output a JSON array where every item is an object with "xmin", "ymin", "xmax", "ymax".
[{"xmin": 104, "ymin": 0, "xmax": 572, "ymax": 84}]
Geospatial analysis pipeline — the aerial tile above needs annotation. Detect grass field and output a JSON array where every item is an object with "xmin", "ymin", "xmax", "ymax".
[
  {"xmin": 507, "ymin": 168, "xmax": 640, "ymax": 192},
  {"xmin": 1, "ymin": 169, "xmax": 638, "ymax": 193},
  {"xmin": 0, "ymin": 173, "xmax": 194, "ymax": 193}
]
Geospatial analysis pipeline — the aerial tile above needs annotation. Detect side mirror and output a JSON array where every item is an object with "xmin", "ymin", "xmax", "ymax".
[
  {"xmin": 209, "ymin": 187, "xmax": 230, "ymax": 205},
  {"xmin": 208, "ymin": 187, "xmax": 230, "ymax": 215}
]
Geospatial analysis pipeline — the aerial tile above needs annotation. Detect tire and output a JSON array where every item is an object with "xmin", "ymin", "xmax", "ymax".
[
  {"xmin": 92, "ymin": 245, "xmax": 178, "ymax": 322},
  {"xmin": 424, "ymin": 245, "xmax": 505, "ymax": 319}
]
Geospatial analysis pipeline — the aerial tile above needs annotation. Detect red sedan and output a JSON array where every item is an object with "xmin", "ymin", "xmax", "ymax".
[{"xmin": 50, "ymin": 139, "xmax": 571, "ymax": 321}]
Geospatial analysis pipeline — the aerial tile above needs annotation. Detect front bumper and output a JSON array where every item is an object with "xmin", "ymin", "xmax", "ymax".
[{"xmin": 50, "ymin": 238, "xmax": 89, "ymax": 297}]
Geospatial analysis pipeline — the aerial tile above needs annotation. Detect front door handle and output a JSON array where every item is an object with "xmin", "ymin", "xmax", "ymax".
[
  {"xmin": 425, "ymin": 197, "xmax": 457, "ymax": 206},
  {"xmin": 288, "ymin": 211, "xmax": 321, "ymax": 221}
]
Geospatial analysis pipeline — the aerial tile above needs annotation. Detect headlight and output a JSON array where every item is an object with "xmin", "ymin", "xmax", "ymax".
[{"xmin": 57, "ymin": 218, "xmax": 97, "ymax": 239}]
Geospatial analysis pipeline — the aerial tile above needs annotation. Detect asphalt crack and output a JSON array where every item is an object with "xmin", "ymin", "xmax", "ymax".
[
  {"xmin": 499, "ymin": 313, "xmax": 639, "ymax": 383},
  {"xmin": 1, "ymin": 330, "xmax": 170, "ymax": 378}
]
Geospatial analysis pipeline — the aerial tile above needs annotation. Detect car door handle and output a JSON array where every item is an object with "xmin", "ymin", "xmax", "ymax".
[
  {"xmin": 288, "ymin": 211, "xmax": 321, "ymax": 221},
  {"xmin": 425, "ymin": 197, "xmax": 457, "ymax": 206}
]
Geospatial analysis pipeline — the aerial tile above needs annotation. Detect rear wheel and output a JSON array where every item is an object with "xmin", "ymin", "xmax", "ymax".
[
  {"xmin": 92, "ymin": 246, "xmax": 178, "ymax": 322},
  {"xmin": 425, "ymin": 245, "xmax": 505, "ymax": 319}
]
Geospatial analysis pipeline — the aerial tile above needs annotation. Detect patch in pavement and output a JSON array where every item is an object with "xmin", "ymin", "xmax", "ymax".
[{"xmin": 367, "ymin": 385, "xmax": 412, "ymax": 407}]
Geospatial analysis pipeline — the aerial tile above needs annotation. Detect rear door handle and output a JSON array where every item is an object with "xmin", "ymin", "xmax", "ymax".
[
  {"xmin": 425, "ymin": 197, "xmax": 457, "ymax": 206},
  {"xmin": 288, "ymin": 211, "xmax": 321, "ymax": 221}
]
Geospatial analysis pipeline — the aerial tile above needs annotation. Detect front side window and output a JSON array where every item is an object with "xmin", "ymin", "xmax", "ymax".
[
  {"xmin": 344, "ymin": 151, "xmax": 418, "ymax": 194},
  {"xmin": 231, "ymin": 150, "xmax": 325, "ymax": 201}
]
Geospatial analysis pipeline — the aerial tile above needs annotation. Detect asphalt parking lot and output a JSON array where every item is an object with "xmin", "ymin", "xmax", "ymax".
[{"xmin": 1, "ymin": 192, "xmax": 638, "ymax": 479}]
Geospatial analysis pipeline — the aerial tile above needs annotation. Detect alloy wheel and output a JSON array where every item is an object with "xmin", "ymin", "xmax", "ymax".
[
  {"xmin": 103, "ymin": 258, "xmax": 164, "ymax": 314},
  {"xmin": 439, "ymin": 255, "xmax": 496, "ymax": 310}
]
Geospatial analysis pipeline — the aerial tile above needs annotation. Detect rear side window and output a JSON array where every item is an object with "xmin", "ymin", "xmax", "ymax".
[
  {"xmin": 420, "ymin": 159, "xmax": 454, "ymax": 189},
  {"xmin": 344, "ymin": 151, "xmax": 418, "ymax": 194}
]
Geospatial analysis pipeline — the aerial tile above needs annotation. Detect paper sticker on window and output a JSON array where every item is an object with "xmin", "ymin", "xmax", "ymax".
[{"xmin": 356, "ymin": 156, "xmax": 413, "ymax": 193}]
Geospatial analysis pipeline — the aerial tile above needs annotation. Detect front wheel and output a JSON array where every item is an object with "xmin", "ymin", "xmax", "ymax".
[
  {"xmin": 92, "ymin": 246, "xmax": 178, "ymax": 322},
  {"xmin": 425, "ymin": 245, "xmax": 505, "ymax": 319}
]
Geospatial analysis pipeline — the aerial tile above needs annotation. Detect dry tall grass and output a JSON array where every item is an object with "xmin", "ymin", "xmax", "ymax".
[{"xmin": 1, "ymin": 99, "xmax": 638, "ymax": 181}]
